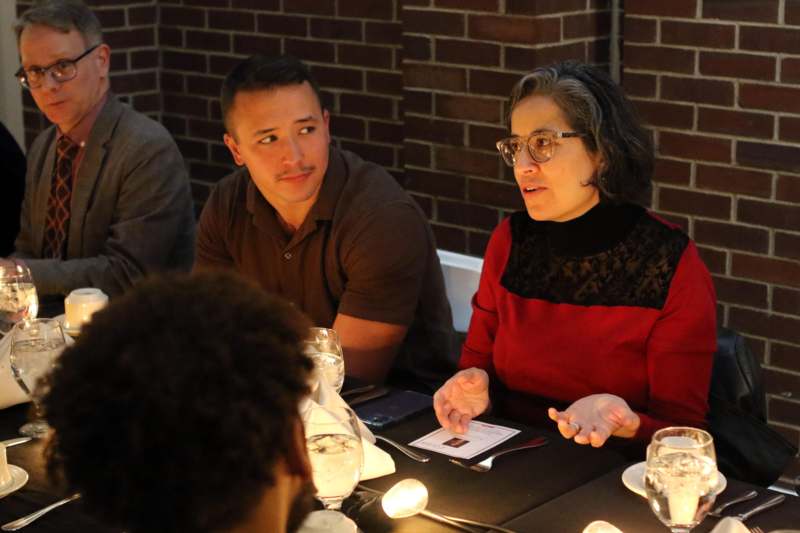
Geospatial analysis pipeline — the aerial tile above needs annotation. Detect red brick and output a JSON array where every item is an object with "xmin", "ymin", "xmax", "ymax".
[
  {"xmin": 564, "ymin": 12, "xmax": 611, "ymax": 40},
  {"xmin": 699, "ymin": 51, "xmax": 775, "ymax": 81},
  {"xmin": 704, "ymin": 0, "xmax": 779, "ymax": 22},
  {"xmin": 186, "ymin": 30, "xmax": 230, "ymax": 52},
  {"xmin": 175, "ymin": 137, "xmax": 209, "ymax": 159},
  {"xmin": 469, "ymin": 231, "xmax": 491, "ymax": 256},
  {"xmin": 310, "ymin": 18, "xmax": 362, "ymax": 41},
  {"xmin": 338, "ymin": 44, "xmax": 393, "ymax": 69},
  {"xmin": 163, "ymin": 51, "xmax": 207, "ymax": 73},
  {"xmin": 410, "ymin": 193, "xmax": 433, "ymax": 218},
  {"xmin": 695, "ymin": 164, "xmax": 772, "ymax": 198},
  {"xmin": 621, "ymin": 71, "xmax": 656, "ymax": 97},
  {"xmin": 105, "ymin": 27, "xmax": 155, "ymax": 48},
  {"xmin": 330, "ymin": 116, "xmax": 365, "ymax": 140},
  {"xmin": 768, "ymin": 396, "xmax": 800, "ymax": 427},
  {"xmin": 232, "ymin": 0, "xmax": 279, "ymax": 8},
  {"xmin": 438, "ymin": 199, "xmax": 500, "ymax": 231},
  {"xmin": 257, "ymin": 14, "xmax": 308, "ymax": 36},
  {"xmin": 346, "ymin": 141, "xmax": 398, "ymax": 168},
  {"xmin": 774, "ymin": 287, "xmax": 800, "ymax": 316},
  {"xmin": 506, "ymin": 0, "xmax": 586, "ymax": 16},
  {"xmin": 369, "ymin": 121, "xmax": 403, "ymax": 144},
  {"xmin": 405, "ymin": 116, "xmax": 464, "ymax": 144},
  {"xmin": 624, "ymin": 17, "xmax": 656, "ymax": 43},
  {"xmin": 367, "ymin": 72, "xmax": 402, "ymax": 96},
  {"xmin": 437, "ymin": 146, "xmax": 498, "ymax": 177},
  {"xmin": 131, "ymin": 50, "xmax": 158, "ymax": 70},
  {"xmin": 339, "ymin": 0, "xmax": 394, "ymax": 19},
  {"xmin": 404, "ymin": 142, "xmax": 431, "ymax": 167},
  {"xmin": 732, "ymin": 308, "xmax": 800, "ymax": 351},
  {"xmin": 652, "ymin": 158, "xmax": 691, "ymax": 185},
  {"xmin": 94, "ymin": 8, "xmax": 125, "ymax": 28},
  {"xmin": 188, "ymin": 119, "xmax": 224, "ymax": 142},
  {"xmin": 365, "ymin": 22, "xmax": 402, "ymax": 45},
  {"xmin": 285, "ymin": 0, "xmax": 334, "ymax": 15},
  {"xmin": 780, "ymin": 117, "xmax": 800, "ymax": 143},
  {"xmin": 470, "ymin": 124, "xmax": 507, "ymax": 151},
  {"xmin": 635, "ymin": 100, "xmax": 694, "ymax": 130},
  {"xmin": 403, "ymin": 90, "xmax": 432, "ymax": 114},
  {"xmin": 765, "ymin": 368, "xmax": 800, "ymax": 400},
  {"xmin": 312, "ymin": 65, "xmax": 363, "ymax": 90},
  {"xmin": 468, "ymin": 15, "xmax": 561, "ymax": 45},
  {"xmin": 737, "ymin": 141, "xmax": 800, "ymax": 174},
  {"xmin": 625, "ymin": 0, "xmax": 696, "ymax": 17},
  {"xmin": 161, "ymin": 6, "xmax": 205, "ymax": 27},
  {"xmin": 772, "ymin": 343, "xmax": 800, "ymax": 374},
  {"xmin": 435, "ymin": 0, "xmax": 499, "ymax": 11},
  {"xmin": 189, "ymin": 162, "xmax": 231, "ymax": 183},
  {"xmin": 740, "ymin": 26, "xmax": 800, "ymax": 54},
  {"xmin": 660, "ymin": 76, "xmax": 734, "ymax": 106},
  {"xmin": 403, "ymin": 35, "xmax": 431, "ymax": 61},
  {"xmin": 777, "ymin": 175, "xmax": 800, "ymax": 204},
  {"xmin": 469, "ymin": 179, "xmax": 523, "ymax": 210},
  {"xmin": 741, "ymin": 84, "xmax": 800, "ymax": 114},
  {"xmin": 436, "ymin": 39, "xmax": 500, "ymax": 66},
  {"xmin": 186, "ymin": 75, "xmax": 222, "ymax": 98},
  {"xmin": 775, "ymin": 232, "xmax": 800, "ymax": 262},
  {"xmin": 696, "ymin": 220, "xmax": 769, "ymax": 253},
  {"xmin": 658, "ymin": 187, "xmax": 731, "ymax": 219},
  {"xmin": 404, "ymin": 63, "xmax": 466, "ymax": 92},
  {"xmin": 431, "ymin": 225, "xmax": 468, "ymax": 254},
  {"xmin": 160, "ymin": 71, "xmax": 184, "ymax": 93},
  {"xmin": 232, "ymin": 35, "xmax": 281, "ymax": 57},
  {"xmin": 111, "ymin": 71, "xmax": 156, "ymax": 94},
  {"xmin": 738, "ymin": 199, "xmax": 800, "ymax": 232},
  {"xmin": 404, "ymin": 8, "xmax": 465, "ymax": 36},
  {"xmin": 470, "ymin": 69, "xmax": 522, "ymax": 97},
  {"xmin": 789, "ymin": 0, "xmax": 800, "ymax": 25},
  {"xmin": 713, "ymin": 275, "xmax": 768, "ymax": 308},
  {"xmin": 129, "ymin": 6, "xmax": 156, "ymax": 26},
  {"xmin": 658, "ymin": 132, "xmax": 731, "ymax": 164},
  {"xmin": 698, "ymin": 107, "xmax": 774, "ymax": 139},
  {"xmin": 505, "ymin": 42, "xmax": 587, "ymax": 72},
  {"xmin": 624, "ymin": 45, "xmax": 696, "ymax": 74},
  {"xmin": 284, "ymin": 39, "xmax": 335, "ymax": 63},
  {"xmin": 696, "ymin": 245, "xmax": 727, "ymax": 274},
  {"xmin": 662, "ymin": 20, "xmax": 735, "ymax": 49},
  {"xmin": 341, "ymin": 94, "xmax": 394, "ymax": 120},
  {"xmin": 588, "ymin": 38, "xmax": 611, "ymax": 65},
  {"xmin": 732, "ymin": 254, "xmax": 800, "ymax": 289},
  {"xmin": 208, "ymin": 9, "xmax": 255, "ymax": 31},
  {"xmin": 436, "ymin": 94, "xmax": 502, "ymax": 123},
  {"xmin": 405, "ymin": 168, "xmax": 466, "ymax": 199},
  {"xmin": 158, "ymin": 27, "xmax": 182, "ymax": 48}
]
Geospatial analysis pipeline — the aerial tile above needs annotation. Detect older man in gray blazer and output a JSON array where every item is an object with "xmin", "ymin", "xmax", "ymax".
[{"xmin": 4, "ymin": 0, "xmax": 195, "ymax": 297}]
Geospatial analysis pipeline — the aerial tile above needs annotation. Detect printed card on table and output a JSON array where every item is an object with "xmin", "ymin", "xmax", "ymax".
[{"xmin": 408, "ymin": 421, "xmax": 520, "ymax": 459}]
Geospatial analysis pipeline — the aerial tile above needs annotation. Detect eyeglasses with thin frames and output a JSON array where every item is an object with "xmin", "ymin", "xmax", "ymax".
[
  {"xmin": 14, "ymin": 44, "xmax": 100, "ymax": 90},
  {"xmin": 496, "ymin": 130, "xmax": 586, "ymax": 167}
]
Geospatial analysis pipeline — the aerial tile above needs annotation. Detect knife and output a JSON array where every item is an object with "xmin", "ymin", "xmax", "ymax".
[
  {"xmin": 708, "ymin": 489, "xmax": 758, "ymax": 517},
  {"xmin": 735, "ymin": 493, "xmax": 786, "ymax": 521},
  {"xmin": 0, "ymin": 438, "xmax": 32, "ymax": 449},
  {"xmin": 347, "ymin": 386, "xmax": 390, "ymax": 406}
]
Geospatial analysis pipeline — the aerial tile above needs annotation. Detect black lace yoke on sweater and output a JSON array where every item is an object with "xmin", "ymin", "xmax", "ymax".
[{"xmin": 500, "ymin": 203, "xmax": 689, "ymax": 310}]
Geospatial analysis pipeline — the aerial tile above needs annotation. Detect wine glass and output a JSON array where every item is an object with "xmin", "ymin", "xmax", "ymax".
[
  {"xmin": 304, "ymin": 404, "xmax": 363, "ymax": 519},
  {"xmin": 0, "ymin": 263, "xmax": 38, "ymax": 336},
  {"xmin": 9, "ymin": 318, "xmax": 66, "ymax": 438},
  {"xmin": 645, "ymin": 427, "xmax": 718, "ymax": 533},
  {"xmin": 305, "ymin": 328, "xmax": 345, "ymax": 393}
]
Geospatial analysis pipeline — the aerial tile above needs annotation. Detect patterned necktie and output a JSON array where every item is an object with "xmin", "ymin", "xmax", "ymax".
[{"xmin": 42, "ymin": 136, "xmax": 80, "ymax": 259}]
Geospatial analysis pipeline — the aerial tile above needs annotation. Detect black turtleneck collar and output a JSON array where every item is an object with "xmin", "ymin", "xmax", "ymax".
[{"xmin": 534, "ymin": 202, "xmax": 646, "ymax": 257}]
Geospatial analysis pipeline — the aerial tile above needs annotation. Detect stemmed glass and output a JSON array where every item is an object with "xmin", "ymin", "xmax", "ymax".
[
  {"xmin": 0, "ymin": 263, "xmax": 38, "ymax": 336},
  {"xmin": 305, "ymin": 328, "xmax": 345, "ymax": 393},
  {"xmin": 645, "ymin": 427, "xmax": 718, "ymax": 533},
  {"xmin": 304, "ymin": 404, "xmax": 363, "ymax": 521},
  {"xmin": 9, "ymin": 318, "xmax": 66, "ymax": 438}
]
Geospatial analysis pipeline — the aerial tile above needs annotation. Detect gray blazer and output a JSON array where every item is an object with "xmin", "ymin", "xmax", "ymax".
[{"xmin": 15, "ymin": 95, "xmax": 196, "ymax": 296}]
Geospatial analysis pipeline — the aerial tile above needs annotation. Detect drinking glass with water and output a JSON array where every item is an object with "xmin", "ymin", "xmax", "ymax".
[
  {"xmin": 0, "ymin": 263, "xmax": 38, "ymax": 335},
  {"xmin": 306, "ymin": 327, "xmax": 345, "ymax": 393}
]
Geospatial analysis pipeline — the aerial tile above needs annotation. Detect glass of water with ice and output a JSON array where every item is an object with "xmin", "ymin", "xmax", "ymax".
[
  {"xmin": 9, "ymin": 318, "xmax": 66, "ymax": 438},
  {"xmin": 645, "ymin": 427, "xmax": 717, "ymax": 533},
  {"xmin": 305, "ymin": 404, "xmax": 363, "ymax": 516},
  {"xmin": 306, "ymin": 328, "xmax": 345, "ymax": 393},
  {"xmin": 0, "ymin": 263, "xmax": 38, "ymax": 336}
]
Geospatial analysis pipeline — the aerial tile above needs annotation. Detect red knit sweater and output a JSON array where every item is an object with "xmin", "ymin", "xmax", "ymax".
[{"xmin": 460, "ymin": 204, "xmax": 717, "ymax": 443}]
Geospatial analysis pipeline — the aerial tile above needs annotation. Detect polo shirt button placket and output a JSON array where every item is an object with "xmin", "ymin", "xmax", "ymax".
[{"xmin": 284, "ymin": 252, "xmax": 292, "ymax": 260}]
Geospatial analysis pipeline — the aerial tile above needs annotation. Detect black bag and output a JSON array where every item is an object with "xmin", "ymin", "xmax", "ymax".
[{"xmin": 707, "ymin": 328, "xmax": 798, "ymax": 486}]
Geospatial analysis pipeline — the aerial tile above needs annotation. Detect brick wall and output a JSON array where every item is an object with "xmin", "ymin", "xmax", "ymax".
[
  {"xmin": 13, "ymin": 0, "xmax": 800, "ymax": 464},
  {"xmin": 623, "ymin": 0, "xmax": 800, "ymax": 460}
]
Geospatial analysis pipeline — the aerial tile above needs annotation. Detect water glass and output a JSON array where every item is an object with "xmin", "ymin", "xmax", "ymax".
[
  {"xmin": 0, "ymin": 264, "xmax": 38, "ymax": 335},
  {"xmin": 645, "ymin": 427, "xmax": 717, "ymax": 533},
  {"xmin": 9, "ymin": 318, "xmax": 67, "ymax": 438},
  {"xmin": 306, "ymin": 328, "xmax": 345, "ymax": 393},
  {"xmin": 304, "ymin": 404, "xmax": 362, "ymax": 511}
]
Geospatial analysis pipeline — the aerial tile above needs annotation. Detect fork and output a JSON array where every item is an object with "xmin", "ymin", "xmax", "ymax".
[{"xmin": 450, "ymin": 436, "xmax": 548, "ymax": 472}]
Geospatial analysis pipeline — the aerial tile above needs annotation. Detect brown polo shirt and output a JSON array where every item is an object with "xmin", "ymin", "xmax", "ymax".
[{"xmin": 196, "ymin": 146, "xmax": 455, "ymax": 388}]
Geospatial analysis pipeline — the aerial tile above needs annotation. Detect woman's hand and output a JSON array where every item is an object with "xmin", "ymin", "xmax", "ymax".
[
  {"xmin": 433, "ymin": 368, "xmax": 490, "ymax": 434},
  {"xmin": 548, "ymin": 394, "xmax": 640, "ymax": 447}
]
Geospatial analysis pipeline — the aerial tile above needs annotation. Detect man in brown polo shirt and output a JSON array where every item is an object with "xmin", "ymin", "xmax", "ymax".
[{"xmin": 195, "ymin": 54, "xmax": 455, "ymax": 389}]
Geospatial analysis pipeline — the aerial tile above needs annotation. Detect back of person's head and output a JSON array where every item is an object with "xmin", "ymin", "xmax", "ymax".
[
  {"xmin": 508, "ymin": 61, "xmax": 653, "ymax": 204},
  {"xmin": 220, "ymin": 54, "xmax": 324, "ymax": 134},
  {"xmin": 43, "ymin": 272, "xmax": 315, "ymax": 533},
  {"xmin": 14, "ymin": 0, "xmax": 103, "ymax": 47}
]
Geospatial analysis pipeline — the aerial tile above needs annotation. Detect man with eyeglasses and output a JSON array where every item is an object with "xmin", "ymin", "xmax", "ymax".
[{"xmin": 3, "ymin": 0, "xmax": 195, "ymax": 299}]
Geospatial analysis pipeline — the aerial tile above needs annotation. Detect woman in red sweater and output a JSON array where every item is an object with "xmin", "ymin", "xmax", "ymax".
[{"xmin": 433, "ymin": 61, "xmax": 717, "ymax": 449}]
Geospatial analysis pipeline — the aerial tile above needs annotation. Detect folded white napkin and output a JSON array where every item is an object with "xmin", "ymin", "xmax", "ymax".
[
  {"xmin": 301, "ymin": 378, "xmax": 395, "ymax": 481},
  {"xmin": 709, "ymin": 517, "xmax": 749, "ymax": 533},
  {"xmin": 0, "ymin": 330, "xmax": 73, "ymax": 410}
]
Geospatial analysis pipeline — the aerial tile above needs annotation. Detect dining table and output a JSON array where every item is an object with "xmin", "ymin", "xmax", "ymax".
[{"xmin": 0, "ymin": 388, "xmax": 796, "ymax": 532}]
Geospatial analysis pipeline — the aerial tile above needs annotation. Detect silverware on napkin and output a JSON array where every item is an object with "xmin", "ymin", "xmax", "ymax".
[
  {"xmin": 1, "ymin": 493, "xmax": 81, "ymax": 531},
  {"xmin": 734, "ymin": 494, "xmax": 786, "ymax": 522},
  {"xmin": 374, "ymin": 435, "xmax": 430, "ymax": 463},
  {"xmin": 709, "ymin": 489, "xmax": 759, "ymax": 517}
]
